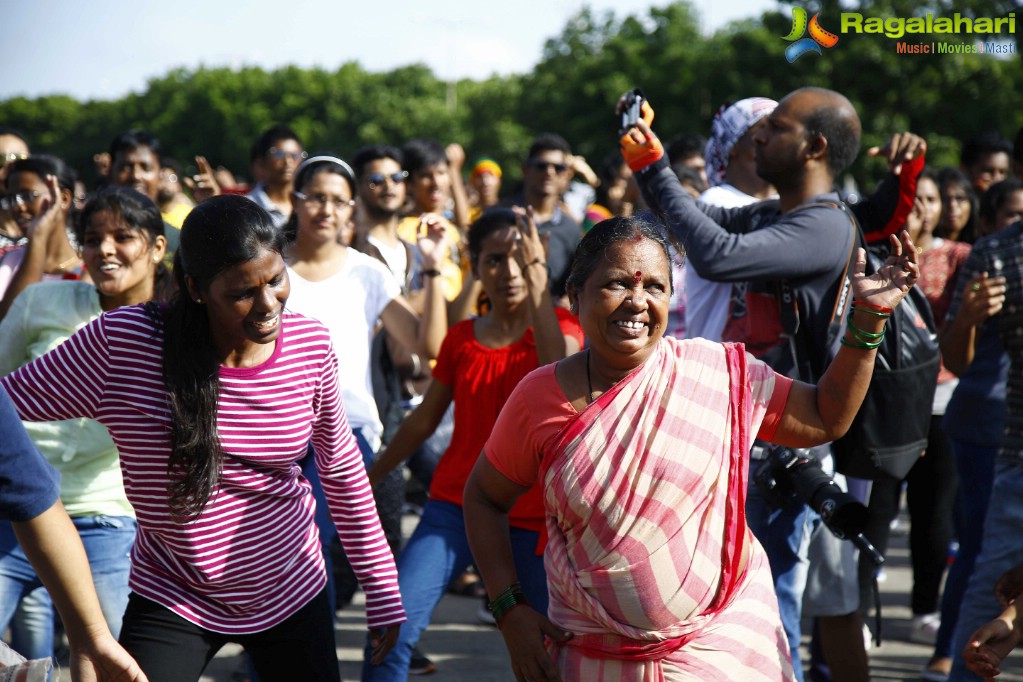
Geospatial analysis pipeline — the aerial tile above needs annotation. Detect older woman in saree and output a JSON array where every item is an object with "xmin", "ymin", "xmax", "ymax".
[{"xmin": 464, "ymin": 215, "xmax": 919, "ymax": 681}]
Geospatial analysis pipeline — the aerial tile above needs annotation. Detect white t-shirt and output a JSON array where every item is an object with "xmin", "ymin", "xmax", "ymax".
[
  {"xmin": 684, "ymin": 184, "xmax": 775, "ymax": 341},
  {"xmin": 366, "ymin": 235, "xmax": 409, "ymax": 287},
  {"xmin": 286, "ymin": 250, "xmax": 401, "ymax": 441}
]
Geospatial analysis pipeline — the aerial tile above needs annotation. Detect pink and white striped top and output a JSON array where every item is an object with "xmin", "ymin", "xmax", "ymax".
[{"xmin": 1, "ymin": 305, "xmax": 405, "ymax": 634}]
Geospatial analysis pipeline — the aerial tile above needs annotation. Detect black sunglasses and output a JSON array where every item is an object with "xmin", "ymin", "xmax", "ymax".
[
  {"xmin": 527, "ymin": 159, "xmax": 567, "ymax": 174},
  {"xmin": 365, "ymin": 171, "xmax": 408, "ymax": 188}
]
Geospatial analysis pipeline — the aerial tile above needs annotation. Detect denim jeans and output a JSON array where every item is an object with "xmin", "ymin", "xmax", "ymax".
[
  {"xmin": 0, "ymin": 515, "xmax": 136, "ymax": 659},
  {"xmin": 949, "ymin": 460, "xmax": 1023, "ymax": 681},
  {"xmin": 362, "ymin": 499, "xmax": 548, "ymax": 681},
  {"xmin": 934, "ymin": 439, "xmax": 998, "ymax": 659},
  {"xmin": 746, "ymin": 463, "xmax": 818, "ymax": 682}
]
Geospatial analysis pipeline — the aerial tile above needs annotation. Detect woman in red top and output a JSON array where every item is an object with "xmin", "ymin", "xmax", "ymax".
[{"xmin": 364, "ymin": 207, "xmax": 584, "ymax": 680}]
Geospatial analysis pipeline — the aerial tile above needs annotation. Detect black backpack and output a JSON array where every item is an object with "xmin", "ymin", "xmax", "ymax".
[{"xmin": 780, "ymin": 203, "xmax": 940, "ymax": 481}]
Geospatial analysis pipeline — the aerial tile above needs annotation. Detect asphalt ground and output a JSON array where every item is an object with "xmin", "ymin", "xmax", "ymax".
[
  {"xmin": 43, "ymin": 508, "xmax": 1022, "ymax": 681},
  {"xmin": 192, "ymin": 509, "xmax": 1023, "ymax": 682}
]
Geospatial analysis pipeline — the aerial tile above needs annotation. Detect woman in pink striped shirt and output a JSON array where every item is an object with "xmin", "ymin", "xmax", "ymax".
[{"xmin": 0, "ymin": 194, "xmax": 404, "ymax": 682}]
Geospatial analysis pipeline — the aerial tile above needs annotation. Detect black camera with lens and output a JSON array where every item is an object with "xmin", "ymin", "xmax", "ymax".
[{"xmin": 753, "ymin": 444, "xmax": 867, "ymax": 540}]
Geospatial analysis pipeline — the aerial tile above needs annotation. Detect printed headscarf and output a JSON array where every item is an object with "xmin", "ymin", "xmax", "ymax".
[{"xmin": 704, "ymin": 97, "xmax": 777, "ymax": 188}]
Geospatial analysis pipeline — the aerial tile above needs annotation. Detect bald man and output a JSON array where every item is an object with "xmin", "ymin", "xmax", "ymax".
[{"xmin": 620, "ymin": 86, "xmax": 926, "ymax": 681}]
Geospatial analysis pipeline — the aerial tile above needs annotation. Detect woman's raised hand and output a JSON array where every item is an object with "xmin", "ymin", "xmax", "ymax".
[
  {"xmin": 513, "ymin": 206, "xmax": 549, "ymax": 294},
  {"xmin": 25, "ymin": 175, "xmax": 65, "ymax": 243},
  {"xmin": 850, "ymin": 230, "xmax": 920, "ymax": 310},
  {"xmin": 184, "ymin": 156, "xmax": 221, "ymax": 203},
  {"xmin": 415, "ymin": 213, "xmax": 451, "ymax": 271}
]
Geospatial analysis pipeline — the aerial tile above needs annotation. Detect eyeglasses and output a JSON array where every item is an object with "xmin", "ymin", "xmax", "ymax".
[
  {"xmin": 0, "ymin": 190, "xmax": 45, "ymax": 212},
  {"xmin": 294, "ymin": 191, "xmax": 355, "ymax": 211},
  {"xmin": 1, "ymin": 152, "xmax": 28, "ymax": 168},
  {"xmin": 527, "ymin": 159, "xmax": 568, "ymax": 174},
  {"xmin": 268, "ymin": 148, "xmax": 308, "ymax": 163},
  {"xmin": 364, "ymin": 171, "xmax": 408, "ymax": 189}
]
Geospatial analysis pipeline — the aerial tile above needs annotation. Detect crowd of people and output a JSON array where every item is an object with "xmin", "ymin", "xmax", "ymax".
[{"xmin": 0, "ymin": 83, "xmax": 1022, "ymax": 682}]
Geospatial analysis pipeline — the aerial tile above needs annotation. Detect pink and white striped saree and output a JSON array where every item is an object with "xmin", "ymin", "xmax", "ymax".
[{"xmin": 540, "ymin": 338, "xmax": 794, "ymax": 681}]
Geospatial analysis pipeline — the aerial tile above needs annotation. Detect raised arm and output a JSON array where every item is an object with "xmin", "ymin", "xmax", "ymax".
[
  {"xmin": 940, "ymin": 271, "xmax": 1006, "ymax": 375},
  {"xmin": 771, "ymin": 231, "xmax": 920, "ymax": 446},
  {"xmin": 14, "ymin": 501, "xmax": 148, "ymax": 681},
  {"xmin": 379, "ymin": 214, "xmax": 449, "ymax": 359},
  {"xmin": 513, "ymin": 207, "xmax": 579, "ymax": 366},
  {"xmin": 619, "ymin": 104, "xmax": 847, "ymax": 283},
  {"xmin": 0, "ymin": 175, "xmax": 66, "ymax": 324},
  {"xmin": 446, "ymin": 143, "xmax": 471, "ymax": 232}
]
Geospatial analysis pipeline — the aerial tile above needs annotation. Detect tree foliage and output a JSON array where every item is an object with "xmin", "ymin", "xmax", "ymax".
[{"xmin": 1, "ymin": 1, "xmax": 1020, "ymax": 189}]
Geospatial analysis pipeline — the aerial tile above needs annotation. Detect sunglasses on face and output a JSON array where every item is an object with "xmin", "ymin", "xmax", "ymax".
[
  {"xmin": 527, "ymin": 159, "xmax": 568, "ymax": 174},
  {"xmin": 268, "ymin": 148, "xmax": 308, "ymax": 163},
  {"xmin": 0, "ymin": 190, "xmax": 45, "ymax": 212},
  {"xmin": 364, "ymin": 171, "xmax": 408, "ymax": 189},
  {"xmin": 294, "ymin": 191, "xmax": 355, "ymax": 211}
]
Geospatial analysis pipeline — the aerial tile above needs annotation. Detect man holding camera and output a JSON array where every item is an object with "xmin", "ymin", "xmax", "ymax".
[{"xmin": 618, "ymin": 86, "xmax": 924, "ymax": 681}]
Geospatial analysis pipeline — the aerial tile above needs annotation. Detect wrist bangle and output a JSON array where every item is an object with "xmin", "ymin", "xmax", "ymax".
[
  {"xmin": 419, "ymin": 268, "xmax": 441, "ymax": 279},
  {"xmin": 852, "ymin": 301, "xmax": 893, "ymax": 315}
]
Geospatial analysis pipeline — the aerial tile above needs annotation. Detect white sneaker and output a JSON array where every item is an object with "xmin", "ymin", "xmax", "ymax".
[{"xmin": 909, "ymin": 612, "xmax": 941, "ymax": 645}]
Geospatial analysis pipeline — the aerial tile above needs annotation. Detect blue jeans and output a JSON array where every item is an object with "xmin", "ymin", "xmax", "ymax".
[
  {"xmin": 0, "ymin": 515, "xmax": 136, "ymax": 660},
  {"xmin": 949, "ymin": 460, "xmax": 1023, "ymax": 681},
  {"xmin": 934, "ymin": 439, "xmax": 998, "ymax": 659},
  {"xmin": 747, "ymin": 463, "xmax": 818, "ymax": 682},
  {"xmin": 362, "ymin": 499, "xmax": 548, "ymax": 681}
]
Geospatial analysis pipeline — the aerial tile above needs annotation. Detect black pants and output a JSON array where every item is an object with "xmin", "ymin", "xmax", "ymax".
[
  {"xmin": 118, "ymin": 589, "xmax": 340, "ymax": 682},
  {"xmin": 858, "ymin": 415, "xmax": 959, "ymax": 615}
]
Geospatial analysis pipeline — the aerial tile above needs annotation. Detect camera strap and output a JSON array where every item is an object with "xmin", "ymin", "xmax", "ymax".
[{"xmin": 776, "ymin": 200, "xmax": 858, "ymax": 384}]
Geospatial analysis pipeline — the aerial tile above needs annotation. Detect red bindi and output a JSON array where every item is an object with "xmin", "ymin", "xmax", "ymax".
[{"xmin": 633, "ymin": 271, "xmax": 642, "ymax": 284}]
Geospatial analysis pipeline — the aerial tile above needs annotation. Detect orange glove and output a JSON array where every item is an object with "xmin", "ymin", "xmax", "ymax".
[{"xmin": 618, "ymin": 102, "xmax": 663, "ymax": 172}]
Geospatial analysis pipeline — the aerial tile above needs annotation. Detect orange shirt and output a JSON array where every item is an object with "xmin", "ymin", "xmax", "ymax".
[{"xmin": 429, "ymin": 308, "xmax": 584, "ymax": 531}]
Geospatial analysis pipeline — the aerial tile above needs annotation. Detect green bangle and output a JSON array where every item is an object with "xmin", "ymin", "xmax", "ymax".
[
  {"xmin": 841, "ymin": 335, "xmax": 883, "ymax": 351},
  {"xmin": 846, "ymin": 309, "xmax": 886, "ymax": 338},
  {"xmin": 490, "ymin": 590, "xmax": 528, "ymax": 622}
]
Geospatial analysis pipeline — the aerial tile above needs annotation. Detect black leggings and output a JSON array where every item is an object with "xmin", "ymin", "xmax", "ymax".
[
  {"xmin": 858, "ymin": 415, "xmax": 959, "ymax": 615},
  {"xmin": 118, "ymin": 589, "xmax": 340, "ymax": 682}
]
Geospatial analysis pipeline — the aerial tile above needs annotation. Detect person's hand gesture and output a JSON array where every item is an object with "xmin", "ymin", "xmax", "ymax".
[
  {"xmin": 996, "ymin": 563, "xmax": 1023, "ymax": 608},
  {"xmin": 958, "ymin": 272, "xmax": 1006, "ymax": 328},
  {"xmin": 415, "ymin": 213, "xmax": 451, "ymax": 271},
  {"xmin": 25, "ymin": 175, "xmax": 65, "ymax": 243},
  {"xmin": 184, "ymin": 156, "xmax": 221, "ymax": 203},
  {"xmin": 368, "ymin": 623, "xmax": 401, "ymax": 665},
  {"xmin": 567, "ymin": 154, "xmax": 599, "ymax": 187},
  {"xmin": 850, "ymin": 230, "xmax": 920, "ymax": 310},
  {"xmin": 446, "ymin": 143, "xmax": 466, "ymax": 172},
  {"xmin": 963, "ymin": 608, "xmax": 1021, "ymax": 680},
  {"xmin": 616, "ymin": 94, "xmax": 662, "ymax": 173},
  {"xmin": 867, "ymin": 132, "xmax": 927, "ymax": 176},
  {"xmin": 71, "ymin": 632, "xmax": 149, "ymax": 681},
  {"xmin": 512, "ymin": 207, "xmax": 548, "ymax": 296},
  {"xmin": 904, "ymin": 195, "xmax": 925, "ymax": 242},
  {"xmin": 497, "ymin": 605, "xmax": 571, "ymax": 682}
]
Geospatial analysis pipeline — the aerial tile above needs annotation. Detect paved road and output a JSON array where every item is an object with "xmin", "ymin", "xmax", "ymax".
[{"xmin": 188, "ymin": 514, "xmax": 1023, "ymax": 681}]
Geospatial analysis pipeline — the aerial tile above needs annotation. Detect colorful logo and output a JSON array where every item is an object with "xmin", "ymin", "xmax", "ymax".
[{"xmin": 783, "ymin": 7, "xmax": 839, "ymax": 62}]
